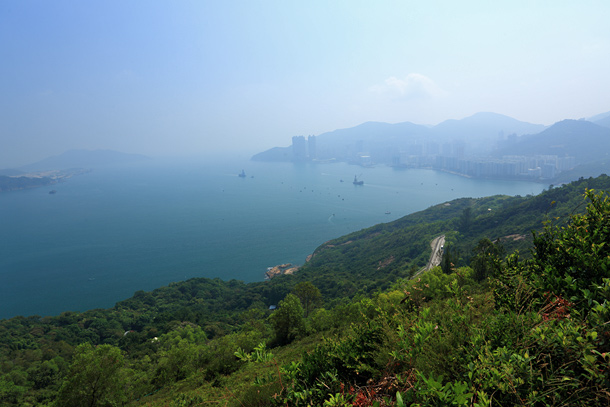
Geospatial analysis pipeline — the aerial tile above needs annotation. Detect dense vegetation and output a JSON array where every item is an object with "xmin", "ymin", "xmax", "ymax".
[{"xmin": 1, "ymin": 175, "xmax": 609, "ymax": 406}]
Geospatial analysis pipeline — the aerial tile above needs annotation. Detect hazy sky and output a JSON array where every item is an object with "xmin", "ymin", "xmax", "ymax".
[{"xmin": 2, "ymin": 1, "xmax": 609, "ymax": 167}]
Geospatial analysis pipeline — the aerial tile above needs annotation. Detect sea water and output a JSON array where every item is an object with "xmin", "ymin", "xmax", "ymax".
[{"xmin": 0, "ymin": 156, "xmax": 546, "ymax": 319}]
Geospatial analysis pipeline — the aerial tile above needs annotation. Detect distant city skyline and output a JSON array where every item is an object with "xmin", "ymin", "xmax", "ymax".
[{"xmin": 2, "ymin": 1, "xmax": 609, "ymax": 167}]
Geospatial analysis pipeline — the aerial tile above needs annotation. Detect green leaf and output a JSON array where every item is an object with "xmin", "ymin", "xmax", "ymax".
[{"xmin": 396, "ymin": 391, "xmax": 405, "ymax": 407}]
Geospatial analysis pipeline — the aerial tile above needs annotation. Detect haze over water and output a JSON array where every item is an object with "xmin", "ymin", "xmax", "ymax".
[{"xmin": 0, "ymin": 157, "xmax": 546, "ymax": 319}]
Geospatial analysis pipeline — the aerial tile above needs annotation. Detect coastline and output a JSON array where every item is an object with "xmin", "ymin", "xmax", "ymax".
[{"xmin": 0, "ymin": 168, "xmax": 90, "ymax": 193}]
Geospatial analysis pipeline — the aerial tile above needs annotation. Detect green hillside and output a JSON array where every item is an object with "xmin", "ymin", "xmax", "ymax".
[{"xmin": 1, "ymin": 175, "xmax": 609, "ymax": 406}]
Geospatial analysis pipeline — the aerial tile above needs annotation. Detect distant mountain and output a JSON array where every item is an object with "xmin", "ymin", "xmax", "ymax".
[
  {"xmin": 594, "ymin": 115, "xmax": 610, "ymax": 129},
  {"xmin": 587, "ymin": 111, "xmax": 610, "ymax": 123},
  {"xmin": 495, "ymin": 119, "xmax": 610, "ymax": 163},
  {"xmin": 252, "ymin": 113, "xmax": 610, "ymax": 184},
  {"xmin": 318, "ymin": 120, "xmax": 430, "ymax": 144},
  {"xmin": 431, "ymin": 112, "xmax": 546, "ymax": 152},
  {"xmin": 433, "ymin": 112, "xmax": 545, "ymax": 135},
  {"xmin": 251, "ymin": 146, "xmax": 293, "ymax": 161},
  {"xmin": 314, "ymin": 121, "xmax": 431, "ymax": 161},
  {"xmin": 253, "ymin": 112, "xmax": 545, "ymax": 162},
  {"xmin": 19, "ymin": 149, "xmax": 150, "ymax": 171},
  {"xmin": 317, "ymin": 113, "xmax": 543, "ymax": 147}
]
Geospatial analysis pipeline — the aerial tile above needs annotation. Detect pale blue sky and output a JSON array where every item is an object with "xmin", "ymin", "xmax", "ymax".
[{"xmin": 1, "ymin": 1, "xmax": 609, "ymax": 167}]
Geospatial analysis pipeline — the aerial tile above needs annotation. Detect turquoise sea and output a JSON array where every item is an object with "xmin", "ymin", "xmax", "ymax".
[{"xmin": 0, "ymin": 156, "xmax": 546, "ymax": 319}]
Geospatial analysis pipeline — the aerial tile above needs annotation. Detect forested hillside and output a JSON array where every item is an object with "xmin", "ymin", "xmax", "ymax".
[{"xmin": 1, "ymin": 175, "xmax": 609, "ymax": 406}]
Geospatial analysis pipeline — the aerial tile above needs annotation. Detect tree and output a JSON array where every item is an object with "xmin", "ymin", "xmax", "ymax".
[
  {"xmin": 441, "ymin": 245, "xmax": 460, "ymax": 274},
  {"xmin": 0, "ymin": 378, "xmax": 26, "ymax": 405},
  {"xmin": 292, "ymin": 282, "xmax": 322, "ymax": 317},
  {"xmin": 470, "ymin": 238, "xmax": 505, "ymax": 281},
  {"xmin": 458, "ymin": 207, "xmax": 473, "ymax": 233},
  {"xmin": 28, "ymin": 358, "xmax": 63, "ymax": 390},
  {"xmin": 531, "ymin": 189, "xmax": 610, "ymax": 314},
  {"xmin": 54, "ymin": 343, "xmax": 127, "ymax": 407},
  {"xmin": 152, "ymin": 325, "xmax": 208, "ymax": 386},
  {"xmin": 270, "ymin": 294, "xmax": 305, "ymax": 345}
]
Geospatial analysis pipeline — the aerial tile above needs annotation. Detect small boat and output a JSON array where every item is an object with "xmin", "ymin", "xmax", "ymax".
[
  {"xmin": 238, "ymin": 169, "xmax": 246, "ymax": 178},
  {"xmin": 49, "ymin": 190, "xmax": 57, "ymax": 194},
  {"xmin": 385, "ymin": 211, "xmax": 391, "ymax": 215},
  {"xmin": 353, "ymin": 175, "xmax": 363, "ymax": 185}
]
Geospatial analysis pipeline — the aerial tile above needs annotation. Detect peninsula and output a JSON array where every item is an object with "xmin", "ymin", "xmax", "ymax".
[{"xmin": 0, "ymin": 168, "xmax": 90, "ymax": 192}]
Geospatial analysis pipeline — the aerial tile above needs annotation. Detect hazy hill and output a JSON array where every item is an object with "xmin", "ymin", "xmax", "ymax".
[
  {"xmin": 432, "ymin": 112, "xmax": 545, "ymax": 155},
  {"xmin": 318, "ymin": 120, "xmax": 430, "ymax": 144},
  {"xmin": 251, "ymin": 146, "xmax": 293, "ymax": 161},
  {"xmin": 494, "ymin": 119, "xmax": 610, "ymax": 163},
  {"xmin": 594, "ymin": 114, "xmax": 610, "ymax": 129},
  {"xmin": 253, "ymin": 121, "xmax": 431, "ymax": 162},
  {"xmin": 587, "ymin": 110, "xmax": 610, "ymax": 123},
  {"xmin": 317, "ymin": 121, "xmax": 431, "ymax": 160},
  {"xmin": 432, "ymin": 112, "xmax": 545, "ymax": 150},
  {"xmin": 19, "ymin": 149, "xmax": 150, "ymax": 171},
  {"xmin": 253, "ymin": 112, "xmax": 545, "ymax": 161}
]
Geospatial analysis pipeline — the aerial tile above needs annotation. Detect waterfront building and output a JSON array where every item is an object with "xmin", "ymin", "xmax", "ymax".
[{"xmin": 292, "ymin": 136, "xmax": 307, "ymax": 161}]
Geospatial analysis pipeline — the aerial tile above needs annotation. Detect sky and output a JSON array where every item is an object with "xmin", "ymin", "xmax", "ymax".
[{"xmin": 1, "ymin": 0, "xmax": 610, "ymax": 167}]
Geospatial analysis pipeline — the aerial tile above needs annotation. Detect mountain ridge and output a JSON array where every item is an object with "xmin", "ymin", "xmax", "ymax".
[
  {"xmin": 253, "ymin": 111, "xmax": 547, "ymax": 162},
  {"xmin": 495, "ymin": 119, "xmax": 610, "ymax": 162},
  {"xmin": 253, "ymin": 111, "xmax": 610, "ymax": 182}
]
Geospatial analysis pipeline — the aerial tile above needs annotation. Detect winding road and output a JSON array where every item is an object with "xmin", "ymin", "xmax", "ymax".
[{"xmin": 412, "ymin": 234, "xmax": 445, "ymax": 279}]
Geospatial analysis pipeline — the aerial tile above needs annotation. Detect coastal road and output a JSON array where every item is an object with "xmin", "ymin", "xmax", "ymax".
[{"xmin": 412, "ymin": 234, "xmax": 445, "ymax": 279}]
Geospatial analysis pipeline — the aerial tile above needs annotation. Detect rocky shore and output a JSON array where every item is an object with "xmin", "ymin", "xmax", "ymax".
[{"xmin": 265, "ymin": 263, "xmax": 299, "ymax": 279}]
